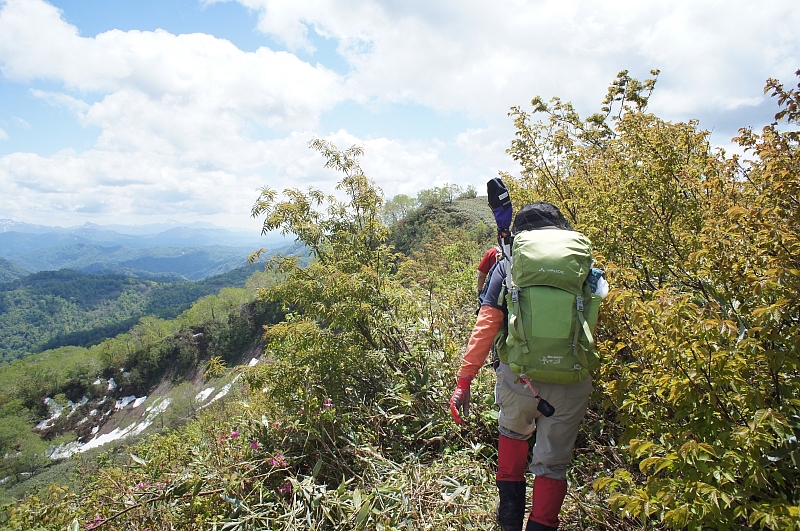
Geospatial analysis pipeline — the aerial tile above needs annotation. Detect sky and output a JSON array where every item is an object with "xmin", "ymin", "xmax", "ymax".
[{"xmin": 0, "ymin": 0, "xmax": 798, "ymax": 232}]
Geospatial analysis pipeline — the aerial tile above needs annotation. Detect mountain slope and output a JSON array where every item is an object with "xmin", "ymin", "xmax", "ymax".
[{"xmin": 0, "ymin": 257, "xmax": 28, "ymax": 283}]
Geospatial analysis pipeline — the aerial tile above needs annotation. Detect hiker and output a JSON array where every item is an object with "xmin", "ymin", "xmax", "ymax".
[
  {"xmin": 450, "ymin": 202, "xmax": 608, "ymax": 531},
  {"xmin": 477, "ymin": 246, "xmax": 501, "ymax": 294}
]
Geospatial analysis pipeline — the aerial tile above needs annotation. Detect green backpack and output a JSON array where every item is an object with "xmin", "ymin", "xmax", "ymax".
[{"xmin": 495, "ymin": 229, "xmax": 601, "ymax": 384}]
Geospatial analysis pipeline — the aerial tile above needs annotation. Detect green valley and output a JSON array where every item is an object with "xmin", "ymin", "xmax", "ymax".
[{"xmin": 0, "ymin": 264, "xmax": 267, "ymax": 363}]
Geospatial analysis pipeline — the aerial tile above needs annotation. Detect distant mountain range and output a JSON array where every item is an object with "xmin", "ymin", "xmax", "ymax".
[{"xmin": 0, "ymin": 220, "xmax": 292, "ymax": 281}]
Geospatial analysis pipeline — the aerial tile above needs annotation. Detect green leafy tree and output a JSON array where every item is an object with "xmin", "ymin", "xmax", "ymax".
[
  {"xmin": 457, "ymin": 184, "xmax": 478, "ymax": 199},
  {"xmin": 249, "ymin": 140, "xmax": 414, "ymax": 408},
  {"xmin": 203, "ymin": 355, "xmax": 227, "ymax": 380},
  {"xmin": 397, "ymin": 226, "xmax": 482, "ymax": 357},
  {"xmin": 417, "ymin": 183, "xmax": 463, "ymax": 205},
  {"xmin": 382, "ymin": 193, "xmax": 417, "ymax": 225}
]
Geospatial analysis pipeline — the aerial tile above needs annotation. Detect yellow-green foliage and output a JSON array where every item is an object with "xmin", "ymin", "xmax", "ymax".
[{"xmin": 506, "ymin": 70, "xmax": 800, "ymax": 530}]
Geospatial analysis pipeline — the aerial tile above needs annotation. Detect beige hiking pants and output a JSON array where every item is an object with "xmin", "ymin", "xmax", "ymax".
[{"xmin": 495, "ymin": 362, "xmax": 593, "ymax": 480}]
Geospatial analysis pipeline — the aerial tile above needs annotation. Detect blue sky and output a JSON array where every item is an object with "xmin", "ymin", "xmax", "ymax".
[{"xmin": 0, "ymin": 0, "xmax": 798, "ymax": 231}]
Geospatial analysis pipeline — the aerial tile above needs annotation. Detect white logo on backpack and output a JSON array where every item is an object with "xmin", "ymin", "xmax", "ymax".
[{"xmin": 540, "ymin": 355, "xmax": 563, "ymax": 365}]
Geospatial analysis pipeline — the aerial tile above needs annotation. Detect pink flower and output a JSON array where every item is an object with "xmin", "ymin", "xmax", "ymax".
[
  {"xmin": 136, "ymin": 482, "xmax": 144, "ymax": 490},
  {"xmin": 269, "ymin": 454, "xmax": 287, "ymax": 467},
  {"xmin": 273, "ymin": 421, "xmax": 282, "ymax": 429},
  {"xmin": 218, "ymin": 437, "xmax": 227, "ymax": 445},
  {"xmin": 323, "ymin": 398, "xmax": 333, "ymax": 409},
  {"xmin": 229, "ymin": 430, "xmax": 240, "ymax": 439},
  {"xmin": 277, "ymin": 480, "xmax": 292, "ymax": 496},
  {"xmin": 250, "ymin": 440, "xmax": 260, "ymax": 450}
]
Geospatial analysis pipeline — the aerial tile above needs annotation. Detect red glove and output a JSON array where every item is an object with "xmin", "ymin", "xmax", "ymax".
[{"xmin": 450, "ymin": 377, "xmax": 472, "ymax": 425}]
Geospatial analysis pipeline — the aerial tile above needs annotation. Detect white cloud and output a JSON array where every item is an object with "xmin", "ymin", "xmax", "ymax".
[
  {"xmin": 0, "ymin": 0, "xmax": 346, "ymax": 130},
  {"xmin": 0, "ymin": 126, "xmax": 7, "ymax": 140},
  {"xmin": 0, "ymin": 136, "xmax": 327, "ymax": 227},
  {"xmin": 12, "ymin": 116, "xmax": 30, "ymax": 129},
  {"xmin": 0, "ymin": 0, "xmax": 356, "ymax": 227},
  {"xmin": 0, "ymin": 127, "xmax": 497, "ymax": 227},
  {"xmin": 31, "ymin": 89, "xmax": 91, "ymax": 115},
  {"xmin": 455, "ymin": 126, "xmax": 517, "ymax": 176},
  {"xmin": 223, "ymin": 0, "xmax": 799, "ymax": 121},
  {"xmin": 305, "ymin": 129, "xmax": 507, "ymax": 200}
]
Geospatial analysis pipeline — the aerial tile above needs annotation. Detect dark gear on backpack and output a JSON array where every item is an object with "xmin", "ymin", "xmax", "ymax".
[
  {"xmin": 488, "ymin": 177, "xmax": 513, "ymax": 233},
  {"xmin": 512, "ymin": 202, "xmax": 573, "ymax": 232}
]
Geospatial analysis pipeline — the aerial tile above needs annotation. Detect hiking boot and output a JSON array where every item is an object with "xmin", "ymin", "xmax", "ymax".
[{"xmin": 496, "ymin": 480, "xmax": 526, "ymax": 531}]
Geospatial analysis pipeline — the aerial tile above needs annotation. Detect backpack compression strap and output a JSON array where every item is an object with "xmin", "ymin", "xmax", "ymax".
[
  {"xmin": 507, "ymin": 282, "xmax": 529, "ymax": 355},
  {"xmin": 571, "ymin": 281, "xmax": 596, "ymax": 367}
]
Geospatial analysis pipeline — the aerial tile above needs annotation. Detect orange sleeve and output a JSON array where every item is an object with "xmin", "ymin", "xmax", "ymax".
[{"xmin": 457, "ymin": 305, "xmax": 505, "ymax": 380}]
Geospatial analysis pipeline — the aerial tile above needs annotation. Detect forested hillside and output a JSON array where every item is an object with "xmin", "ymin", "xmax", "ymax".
[
  {"xmin": 0, "ymin": 263, "xmax": 266, "ymax": 363},
  {"xmin": 2, "ymin": 71, "xmax": 799, "ymax": 531},
  {"xmin": 0, "ymin": 258, "xmax": 26, "ymax": 283}
]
